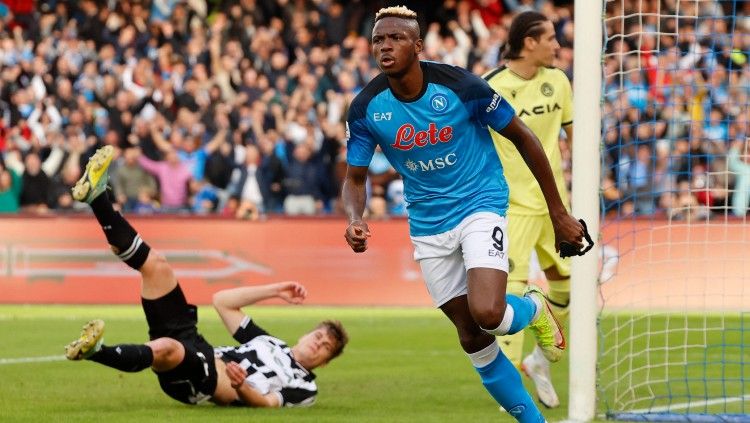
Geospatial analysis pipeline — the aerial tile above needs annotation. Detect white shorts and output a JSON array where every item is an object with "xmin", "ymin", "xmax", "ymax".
[{"xmin": 411, "ymin": 212, "xmax": 509, "ymax": 307}]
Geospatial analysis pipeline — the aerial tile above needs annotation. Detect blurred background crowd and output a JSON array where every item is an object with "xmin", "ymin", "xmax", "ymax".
[
  {"xmin": 602, "ymin": 0, "xmax": 750, "ymax": 220},
  {"xmin": 0, "ymin": 0, "xmax": 748, "ymax": 220}
]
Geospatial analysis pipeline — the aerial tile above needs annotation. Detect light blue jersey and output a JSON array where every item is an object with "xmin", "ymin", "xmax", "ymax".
[{"xmin": 346, "ymin": 61, "xmax": 515, "ymax": 236}]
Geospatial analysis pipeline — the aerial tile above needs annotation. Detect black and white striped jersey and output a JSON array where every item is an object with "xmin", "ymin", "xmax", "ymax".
[{"xmin": 214, "ymin": 316, "xmax": 317, "ymax": 407}]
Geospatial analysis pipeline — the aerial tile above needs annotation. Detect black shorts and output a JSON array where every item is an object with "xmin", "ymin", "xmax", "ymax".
[{"xmin": 141, "ymin": 284, "xmax": 218, "ymax": 405}]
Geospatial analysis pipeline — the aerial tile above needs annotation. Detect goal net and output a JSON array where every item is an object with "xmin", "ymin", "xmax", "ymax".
[{"xmin": 598, "ymin": 0, "xmax": 750, "ymax": 421}]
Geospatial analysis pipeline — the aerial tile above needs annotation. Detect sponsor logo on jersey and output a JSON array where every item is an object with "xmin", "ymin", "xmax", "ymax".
[
  {"xmin": 517, "ymin": 102, "xmax": 561, "ymax": 118},
  {"xmin": 391, "ymin": 123, "xmax": 453, "ymax": 151},
  {"xmin": 373, "ymin": 112, "xmax": 392, "ymax": 121},
  {"xmin": 430, "ymin": 94, "xmax": 449, "ymax": 112},
  {"xmin": 486, "ymin": 93, "xmax": 501, "ymax": 113},
  {"xmin": 541, "ymin": 82, "xmax": 554, "ymax": 97},
  {"xmin": 404, "ymin": 152, "xmax": 457, "ymax": 173}
]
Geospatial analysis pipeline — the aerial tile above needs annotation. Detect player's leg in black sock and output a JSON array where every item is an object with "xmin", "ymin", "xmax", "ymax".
[
  {"xmin": 88, "ymin": 344, "xmax": 154, "ymax": 372},
  {"xmin": 89, "ymin": 192, "xmax": 151, "ymax": 270}
]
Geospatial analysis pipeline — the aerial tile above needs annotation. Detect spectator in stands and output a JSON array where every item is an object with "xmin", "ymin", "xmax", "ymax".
[
  {"xmin": 49, "ymin": 136, "xmax": 87, "ymax": 212},
  {"xmin": 368, "ymin": 145, "xmax": 398, "ymax": 203},
  {"xmin": 190, "ymin": 179, "xmax": 220, "ymax": 215},
  {"xmin": 112, "ymin": 147, "xmax": 157, "ymax": 212},
  {"xmin": 0, "ymin": 159, "xmax": 22, "ymax": 213},
  {"xmin": 18, "ymin": 151, "xmax": 55, "ymax": 213},
  {"xmin": 283, "ymin": 143, "xmax": 324, "ymax": 216},
  {"xmin": 3, "ymin": 143, "xmax": 64, "ymax": 213},
  {"xmin": 0, "ymin": 0, "xmax": 745, "ymax": 220},
  {"xmin": 386, "ymin": 178, "xmax": 407, "ymax": 217},
  {"xmin": 136, "ymin": 147, "xmax": 192, "ymax": 212},
  {"xmin": 257, "ymin": 134, "xmax": 286, "ymax": 214},
  {"xmin": 601, "ymin": 170, "xmax": 624, "ymax": 217},
  {"xmin": 149, "ymin": 113, "xmax": 228, "ymax": 182},
  {"xmin": 133, "ymin": 188, "xmax": 160, "ymax": 215},
  {"xmin": 227, "ymin": 144, "xmax": 264, "ymax": 218},
  {"xmin": 704, "ymin": 106, "xmax": 728, "ymax": 144},
  {"xmin": 728, "ymin": 140, "xmax": 750, "ymax": 217}
]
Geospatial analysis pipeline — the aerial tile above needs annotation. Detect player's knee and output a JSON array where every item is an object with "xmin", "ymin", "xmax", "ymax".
[
  {"xmin": 472, "ymin": 301, "xmax": 505, "ymax": 330},
  {"xmin": 147, "ymin": 337, "xmax": 176, "ymax": 358},
  {"xmin": 141, "ymin": 252, "xmax": 173, "ymax": 280},
  {"xmin": 147, "ymin": 338, "xmax": 184, "ymax": 371}
]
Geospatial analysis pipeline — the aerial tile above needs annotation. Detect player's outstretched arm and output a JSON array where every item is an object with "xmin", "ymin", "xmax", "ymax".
[
  {"xmin": 342, "ymin": 165, "xmax": 371, "ymax": 253},
  {"xmin": 499, "ymin": 116, "xmax": 584, "ymax": 251},
  {"xmin": 212, "ymin": 282, "xmax": 307, "ymax": 335}
]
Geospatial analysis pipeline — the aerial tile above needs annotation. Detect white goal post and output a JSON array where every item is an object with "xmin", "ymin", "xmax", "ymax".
[{"xmin": 569, "ymin": 0, "xmax": 603, "ymax": 421}]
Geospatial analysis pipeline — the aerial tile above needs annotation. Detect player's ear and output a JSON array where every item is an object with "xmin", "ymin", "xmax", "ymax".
[
  {"xmin": 415, "ymin": 38, "xmax": 423, "ymax": 55},
  {"xmin": 524, "ymin": 35, "xmax": 538, "ymax": 51}
]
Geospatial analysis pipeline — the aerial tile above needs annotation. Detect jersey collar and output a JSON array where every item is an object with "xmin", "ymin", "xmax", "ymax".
[{"xmin": 387, "ymin": 61, "xmax": 429, "ymax": 103}]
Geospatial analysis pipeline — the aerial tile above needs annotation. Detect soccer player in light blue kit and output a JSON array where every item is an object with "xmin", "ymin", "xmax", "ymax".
[{"xmin": 342, "ymin": 6, "xmax": 586, "ymax": 422}]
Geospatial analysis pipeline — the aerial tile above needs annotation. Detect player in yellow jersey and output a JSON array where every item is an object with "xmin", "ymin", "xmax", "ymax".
[{"xmin": 483, "ymin": 11, "xmax": 572, "ymax": 409}]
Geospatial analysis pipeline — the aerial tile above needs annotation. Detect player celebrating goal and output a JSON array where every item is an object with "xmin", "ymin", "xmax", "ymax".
[
  {"xmin": 65, "ymin": 146, "xmax": 348, "ymax": 408},
  {"xmin": 342, "ymin": 6, "xmax": 587, "ymax": 422},
  {"xmin": 484, "ymin": 11, "xmax": 574, "ymax": 409}
]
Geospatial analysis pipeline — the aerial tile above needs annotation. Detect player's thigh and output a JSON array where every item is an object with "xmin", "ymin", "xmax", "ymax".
[
  {"xmin": 536, "ymin": 216, "xmax": 571, "ymax": 279},
  {"xmin": 141, "ymin": 283, "xmax": 201, "ymax": 341},
  {"xmin": 156, "ymin": 336, "xmax": 217, "ymax": 405},
  {"xmin": 458, "ymin": 212, "xmax": 510, "ymax": 273},
  {"xmin": 139, "ymin": 250, "xmax": 178, "ymax": 299},
  {"xmin": 416, "ymin": 252, "xmax": 467, "ymax": 308},
  {"xmin": 412, "ymin": 231, "xmax": 465, "ymax": 308},
  {"xmin": 507, "ymin": 213, "xmax": 545, "ymax": 282},
  {"xmin": 458, "ymin": 213, "xmax": 510, "ymax": 321}
]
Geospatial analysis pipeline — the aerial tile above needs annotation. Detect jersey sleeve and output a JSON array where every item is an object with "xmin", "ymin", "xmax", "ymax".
[
  {"xmin": 476, "ymin": 90, "xmax": 516, "ymax": 133},
  {"xmin": 279, "ymin": 387, "xmax": 317, "ymax": 407},
  {"xmin": 232, "ymin": 316, "xmax": 269, "ymax": 344},
  {"xmin": 442, "ymin": 65, "xmax": 515, "ymax": 133},
  {"xmin": 559, "ymin": 70, "xmax": 573, "ymax": 125},
  {"xmin": 427, "ymin": 63, "xmax": 516, "ymax": 132},
  {"xmin": 345, "ymin": 116, "xmax": 377, "ymax": 167}
]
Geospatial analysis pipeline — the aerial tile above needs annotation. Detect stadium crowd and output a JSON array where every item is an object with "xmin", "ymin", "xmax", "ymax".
[
  {"xmin": 0, "ymin": 0, "xmax": 748, "ymax": 219},
  {"xmin": 601, "ymin": 0, "xmax": 750, "ymax": 220}
]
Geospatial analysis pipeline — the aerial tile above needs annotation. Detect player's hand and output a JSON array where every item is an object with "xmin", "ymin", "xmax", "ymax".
[
  {"xmin": 552, "ymin": 215, "xmax": 595, "ymax": 258},
  {"xmin": 345, "ymin": 220, "xmax": 371, "ymax": 253},
  {"xmin": 225, "ymin": 361, "xmax": 248, "ymax": 389},
  {"xmin": 275, "ymin": 281, "xmax": 307, "ymax": 304},
  {"xmin": 552, "ymin": 212, "xmax": 584, "ymax": 252}
]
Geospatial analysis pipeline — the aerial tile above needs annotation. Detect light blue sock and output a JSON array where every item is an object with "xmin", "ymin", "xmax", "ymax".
[
  {"xmin": 505, "ymin": 294, "xmax": 537, "ymax": 334},
  {"xmin": 471, "ymin": 342, "xmax": 545, "ymax": 423},
  {"xmin": 482, "ymin": 294, "xmax": 538, "ymax": 336}
]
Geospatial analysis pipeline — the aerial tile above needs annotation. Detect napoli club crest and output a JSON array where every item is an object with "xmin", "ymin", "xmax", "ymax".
[{"xmin": 430, "ymin": 94, "xmax": 449, "ymax": 113}]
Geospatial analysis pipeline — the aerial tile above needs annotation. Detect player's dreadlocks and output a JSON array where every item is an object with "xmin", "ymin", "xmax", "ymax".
[{"xmin": 374, "ymin": 5, "xmax": 417, "ymax": 22}]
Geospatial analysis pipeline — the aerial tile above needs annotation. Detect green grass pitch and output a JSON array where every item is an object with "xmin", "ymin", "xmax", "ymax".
[
  {"xmin": 0, "ymin": 305, "xmax": 569, "ymax": 422},
  {"xmin": 1, "ymin": 306, "xmax": 745, "ymax": 422}
]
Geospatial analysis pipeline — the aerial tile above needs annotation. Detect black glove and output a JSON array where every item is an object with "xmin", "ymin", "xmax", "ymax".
[{"xmin": 559, "ymin": 218, "xmax": 594, "ymax": 258}]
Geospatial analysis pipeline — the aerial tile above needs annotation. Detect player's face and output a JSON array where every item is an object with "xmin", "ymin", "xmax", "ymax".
[
  {"xmin": 296, "ymin": 328, "xmax": 336, "ymax": 369},
  {"xmin": 371, "ymin": 17, "xmax": 423, "ymax": 77},
  {"xmin": 531, "ymin": 21, "xmax": 560, "ymax": 67}
]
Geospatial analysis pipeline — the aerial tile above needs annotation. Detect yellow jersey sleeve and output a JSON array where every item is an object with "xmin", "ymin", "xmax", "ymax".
[
  {"xmin": 560, "ymin": 69, "xmax": 573, "ymax": 126},
  {"xmin": 484, "ymin": 67, "xmax": 572, "ymax": 215}
]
